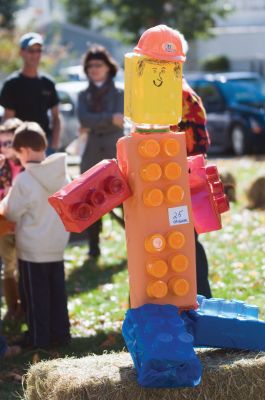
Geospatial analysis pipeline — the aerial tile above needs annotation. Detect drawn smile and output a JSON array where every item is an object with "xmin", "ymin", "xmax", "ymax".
[{"xmin": 153, "ymin": 79, "xmax": 163, "ymax": 87}]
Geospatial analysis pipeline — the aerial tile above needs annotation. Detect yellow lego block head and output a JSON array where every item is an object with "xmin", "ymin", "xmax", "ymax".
[{"xmin": 124, "ymin": 53, "xmax": 182, "ymax": 125}]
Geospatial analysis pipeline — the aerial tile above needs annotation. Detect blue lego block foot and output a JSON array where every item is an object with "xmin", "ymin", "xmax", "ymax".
[{"xmin": 122, "ymin": 304, "xmax": 202, "ymax": 388}]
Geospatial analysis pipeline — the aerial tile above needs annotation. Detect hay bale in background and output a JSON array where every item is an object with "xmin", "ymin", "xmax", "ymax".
[
  {"xmin": 24, "ymin": 349, "xmax": 265, "ymax": 400},
  {"xmin": 220, "ymin": 172, "xmax": 237, "ymax": 202},
  {"xmin": 246, "ymin": 176, "xmax": 265, "ymax": 209}
]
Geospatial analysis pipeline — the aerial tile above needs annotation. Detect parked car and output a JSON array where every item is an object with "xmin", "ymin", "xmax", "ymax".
[
  {"xmin": 59, "ymin": 65, "xmax": 87, "ymax": 81},
  {"xmin": 186, "ymin": 72, "xmax": 265, "ymax": 155},
  {"xmin": 56, "ymin": 80, "xmax": 87, "ymax": 149},
  {"xmin": 59, "ymin": 65, "xmax": 124, "ymax": 84}
]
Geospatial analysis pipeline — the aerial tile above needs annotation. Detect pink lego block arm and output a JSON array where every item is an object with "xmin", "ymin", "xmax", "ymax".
[
  {"xmin": 48, "ymin": 159, "xmax": 132, "ymax": 233},
  {"xmin": 188, "ymin": 155, "xmax": 229, "ymax": 234}
]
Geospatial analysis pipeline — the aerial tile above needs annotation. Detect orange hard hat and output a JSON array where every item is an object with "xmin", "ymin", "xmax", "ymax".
[{"xmin": 134, "ymin": 24, "xmax": 186, "ymax": 62}]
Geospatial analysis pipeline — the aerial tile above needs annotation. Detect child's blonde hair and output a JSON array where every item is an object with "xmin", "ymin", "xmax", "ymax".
[{"xmin": 0, "ymin": 118, "xmax": 23, "ymax": 134}]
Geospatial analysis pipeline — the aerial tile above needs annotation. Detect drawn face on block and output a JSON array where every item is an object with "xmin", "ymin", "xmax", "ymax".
[
  {"xmin": 152, "ymin": 65, "xmax": 166, "ymax": 87},
  {"xmin": 137, "ymin": 57, "xmax": 181, "ymax": 87},
  {"xmin": 124, "ymin": 53, "xmax": 183, "ymax": 125}
]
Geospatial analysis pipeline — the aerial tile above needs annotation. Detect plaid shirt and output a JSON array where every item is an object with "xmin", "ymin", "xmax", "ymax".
[
  {"xmin": 171, "ymin": 79, "xmax": 210, "ymax": 156},
  {"xmin": 0, "ymin": 159, "xmax": 22, "ymax": 200},
  {"xmin": 0, "ymin": 160, "xmax": 12, "ymax": 194}
]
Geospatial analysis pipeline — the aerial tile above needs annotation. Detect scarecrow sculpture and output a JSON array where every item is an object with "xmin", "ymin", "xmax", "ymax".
[{"xmin": 49, "ymin": 25, "xmax": 265, "ymax": 388}]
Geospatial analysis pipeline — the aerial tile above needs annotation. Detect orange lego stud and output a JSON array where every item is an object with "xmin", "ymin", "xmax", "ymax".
[
  {"xmin": 138, "ymin": 139, "xmax": 160, "ymax": 158},
  {"xmin": 165, "ymin": 185, "xmax": 184, "ymax": 204},
  {"xmin": 140, "ymin": 163, "xmax": 162, "ymax": 182},
  {"xmin": 160, "ymin": 138, "xmax": 180, "ymax": 157},
  {"xmin": 164, "ymin": 162, "xmax": 182, "ymax": 180},
  {"xmin": 167, "ymin": 231, "xmax": 186, "ymax": 249},
  {"xmin": 146, "ymin": 259, "xmax": 168, "ymax": 278},
  {"xmin": 143, "ymin": 188, "xmax": 164, "ymax": 207},
  {"xmin": 168, "ymin": 277, "xmax": 190, "ymax": 296},
  {"xmin": 147, "ymin": 280, "xmax": 168, "ymax": 298},
  {"xmin": 169, "ymin": 254, "xmax": 189, "ymax": 272},
  {"xmin": 145, "ymin": 233, "xmax": 166, "ymax": 253}
]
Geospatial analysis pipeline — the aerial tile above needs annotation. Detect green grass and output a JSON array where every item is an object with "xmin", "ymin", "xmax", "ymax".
[
  {"xmin": 1, "ymin": 155, "xmax": 265, "ymax": 399},
  {"xmin": 204, "ymin": 155, "xmax": 265, "ymax": 318}
]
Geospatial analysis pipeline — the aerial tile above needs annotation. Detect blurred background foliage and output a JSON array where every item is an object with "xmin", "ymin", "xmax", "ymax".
[
  {"xmin": 0, "ymin": 0, "xmax": 20, "ymax": 29},
  {"xmin": 0, "ymin": 29, "xmax": 68, "ymax": 77},
  {"xmin": 201, "ymin": 55, "xmax": 231, "ymax": 72},
  {"xmin": 0, "ymin": 0, "xmax": 230, "ymax": 80},
  {"xmin": 61, "ymin": 0, "xmax": 230, "ymax": 43}
]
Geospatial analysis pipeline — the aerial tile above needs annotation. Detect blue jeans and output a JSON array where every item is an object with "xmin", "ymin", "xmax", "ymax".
[
  {"xmin": 0, "ymin": 334, "xmax": 7, "ymax": 357},
  {"xmin": 46, "ymin": 147, "xmax": 56, "ymax": 156},
  {"xmin": 19, "ymin": 259, "xmax": 70, "ymax": 349},
  {"xmin": 195, "ymin": 232, "xmax": 212, "ymax": 298}
]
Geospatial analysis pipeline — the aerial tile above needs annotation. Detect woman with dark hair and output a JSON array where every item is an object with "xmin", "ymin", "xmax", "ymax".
[{"xmin": 77, "ymin": 44, "xmax": 124, "ymax": 257}]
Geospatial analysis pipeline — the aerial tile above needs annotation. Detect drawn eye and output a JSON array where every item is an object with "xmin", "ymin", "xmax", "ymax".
[
  {"xmin": 152, "ymin": 68, "xmax": 157, "ymax": 73},
  {"xmin": 161, "ymin": 68, "xmax": 166, "ymax": 74}
]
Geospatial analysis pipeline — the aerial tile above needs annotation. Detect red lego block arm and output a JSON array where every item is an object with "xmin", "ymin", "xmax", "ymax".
[
  {"xmin": 188, "ymin": 154, "xmax": 229, "ymax": 234},
  {"xmin": 48, "ymin": 159, "xmax": 132, "ymax": 233}
]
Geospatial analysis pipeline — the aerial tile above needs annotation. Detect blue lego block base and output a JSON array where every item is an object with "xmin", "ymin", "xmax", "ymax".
[
  {"xmin": 183, "ymin": 297, "xmax": 265, "ymax": 351},
  {"xmin": 122, "ymin": 304, "xmax": 202, "ymax": 388},
  {"xmin": 123, "ymin": 299, "xmax": 265, "ymax": 388}
]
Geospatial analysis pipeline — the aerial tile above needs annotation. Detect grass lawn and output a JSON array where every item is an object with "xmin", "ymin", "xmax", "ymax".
[{"xmin": 1, "ymin": 155, "xmax": 265, "ymax": 399}]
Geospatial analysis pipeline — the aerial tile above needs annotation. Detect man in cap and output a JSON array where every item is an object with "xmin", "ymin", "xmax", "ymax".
[{"xmin": 0, "ymin": 32, "xmax": 61, "ymax": 153}]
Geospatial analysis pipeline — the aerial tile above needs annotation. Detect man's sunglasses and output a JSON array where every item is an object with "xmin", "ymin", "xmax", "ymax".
[
  {"xmin": 0, "ymin": 140, "xmax": 12, "ymax": 148},
  {"xmin": 26, "ymin": 48, "xmax": 42, "ymax": 54}
]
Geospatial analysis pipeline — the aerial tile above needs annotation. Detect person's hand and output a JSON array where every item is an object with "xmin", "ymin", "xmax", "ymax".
[
  {"xmin": 0, "ymin": 154, "xmax": 6, "ymax": 169},
  {"xmin": 50, "ymin": 140, "xmax": 60, "ymax": 151},
  {"xmin": 79, "ymin": 126, "xmax": 90, "ymax": 135},
  {"xmin": 112, "ymin": 113, "xmax": 124, "ymax": 128},
  {"xmin": 3, "ymin": 186, "xmax": 10, "ymax": 196}
]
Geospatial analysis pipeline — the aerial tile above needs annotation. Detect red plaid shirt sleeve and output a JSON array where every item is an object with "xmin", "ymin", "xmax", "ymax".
[{"xmin": 171, "ymin": 79, "xmax": 210, "ymax": 156}]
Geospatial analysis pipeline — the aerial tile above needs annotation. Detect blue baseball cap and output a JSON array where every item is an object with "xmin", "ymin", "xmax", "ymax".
[{"xmin": 19, "ymin": 32, "xmax": 43, "ymax": 49}]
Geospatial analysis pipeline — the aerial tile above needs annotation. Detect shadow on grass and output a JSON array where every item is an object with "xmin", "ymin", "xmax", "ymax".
[
  {"xmin": 66, "ymin": 257, "xmax": 127, "ymax": 296},
  {"xmin": 1, "ymin": 331, "xmax": 126, "ymax": 368},
  {"xmin": 62, "ymin": 331, "xmax": 126, "ymax": 356}
]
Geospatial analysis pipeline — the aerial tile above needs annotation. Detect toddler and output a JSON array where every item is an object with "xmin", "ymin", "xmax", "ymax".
[{"xmin": 0, "ymin": 118, "xmax": 23, "ymax": 321}]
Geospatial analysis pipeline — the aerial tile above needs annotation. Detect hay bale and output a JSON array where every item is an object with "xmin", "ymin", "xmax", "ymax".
[
  {"xmin": 220, "ymin": 171, "xmax": 237, "ymax": 202},
  {"xmin": 24, "ymin": 349, "xmax": 265, "ymax": 400},
  {"xmin": 246, "ymin": 176, "xmax": 265, "ymax": 209}
]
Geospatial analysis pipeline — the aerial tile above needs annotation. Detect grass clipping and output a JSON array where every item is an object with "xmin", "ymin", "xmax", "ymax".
[{"xmin": 24, "ymin": 349, "xmax": 265, "ymax": 400}]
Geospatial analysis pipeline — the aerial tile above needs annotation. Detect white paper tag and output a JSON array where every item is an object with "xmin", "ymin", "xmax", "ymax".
[{"xmin": 168, "ymin": 206, "xmax": 189, "ymax": 226}]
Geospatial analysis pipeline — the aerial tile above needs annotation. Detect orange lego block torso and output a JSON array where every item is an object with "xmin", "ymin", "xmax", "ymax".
[{"xmin": 117, "ymin": 131, "xmax": 197, "ymax": 309}]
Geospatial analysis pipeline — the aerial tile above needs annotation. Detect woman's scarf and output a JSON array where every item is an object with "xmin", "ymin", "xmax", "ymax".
[{"xmin": 89, "ymin": 78, "xmax": 114, "ymax": 112}]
